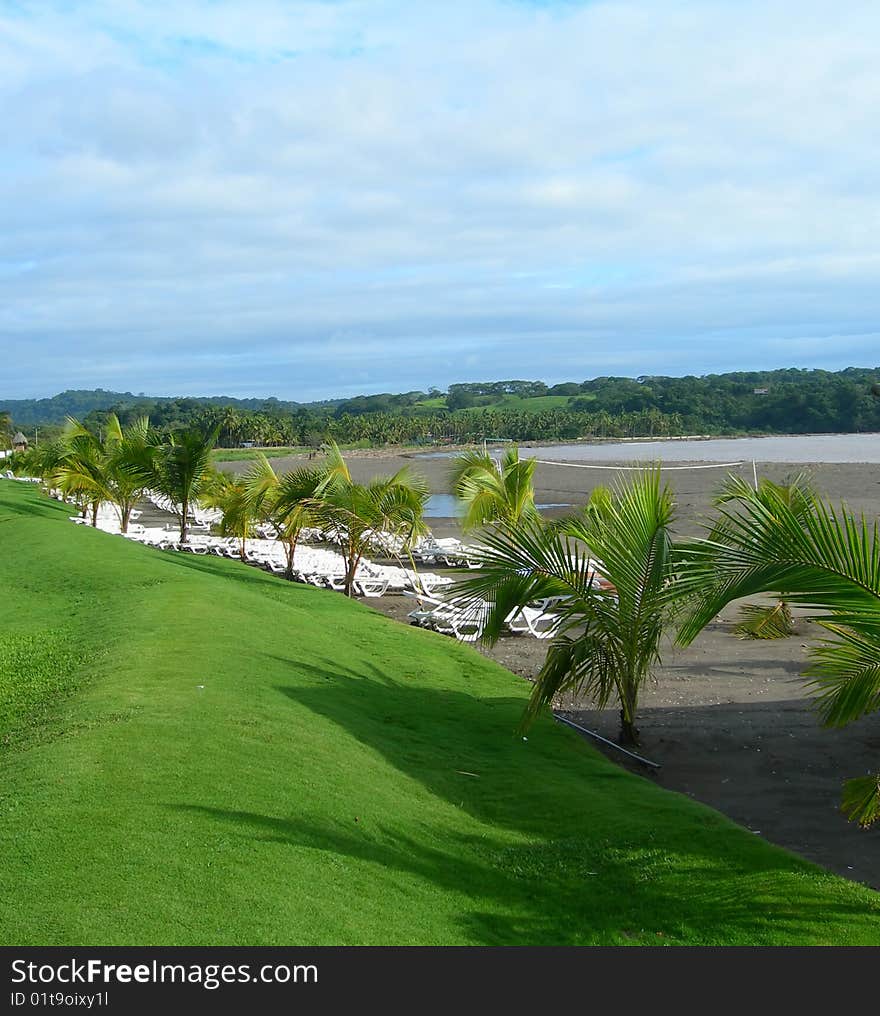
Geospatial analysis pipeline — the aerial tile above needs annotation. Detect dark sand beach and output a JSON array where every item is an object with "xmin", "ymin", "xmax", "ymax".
[{"xmin": 226, "ymin": 447, "xmax": 880, "ymax": 890}]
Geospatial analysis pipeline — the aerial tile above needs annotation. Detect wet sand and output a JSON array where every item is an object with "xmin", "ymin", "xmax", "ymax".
[{"xmin": 228, "ymin": 446, "xmax": 880, "ymax": 890}]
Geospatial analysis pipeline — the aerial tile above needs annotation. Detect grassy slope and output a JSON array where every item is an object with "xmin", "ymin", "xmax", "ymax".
[
  {"xmin": 211, "ymin": 446, "xmax": 308, "ymax": 462},
  {"xmin": 1, "ymin": 483, "xmax": 877, "ymax": 946},
  {"xmin": 415, "ymin": 394, "xmax": 575, "ymax": 414},
  {"xmin": 212, "ymin": 442, "xmax": 372, "ymax": 464}
]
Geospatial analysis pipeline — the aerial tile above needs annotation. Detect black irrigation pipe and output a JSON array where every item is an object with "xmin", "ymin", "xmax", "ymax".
[{"xmin": 554, "ymin": 713, "xmax": 662, "ymax": 769}]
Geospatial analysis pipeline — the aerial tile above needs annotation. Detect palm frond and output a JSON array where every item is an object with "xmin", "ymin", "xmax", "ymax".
[
  {"xmin": 677, "ymin": 476, "xmax": 880, "ymax": 644},
  {"xmin": 454, "ymin": 468, "xmax": 676, "ymax": 743},
  {"xmin": 449, "ymin": 446, "xmax": 538, "ymax": 530},
  {"xmin": 522, "ymin": 631, "xmax": 621, "ymax": 727},
  {"xmin": 840, "ymin": 774, "xmax": 880, "ymax": 828},
  {"xmin": 732, "ymin": 600, "xmax": 795, "ymax": 640},
  {"xmin": 805, "ymin": 621, "xmax": 880, "ymax": 726},
  {"xmin": 676, "ymin": 470, "xmax": 880, "ymax": 823},
  {"xmin": 318, "ymin": 440, "xmax": 352, "ymax": 484}
]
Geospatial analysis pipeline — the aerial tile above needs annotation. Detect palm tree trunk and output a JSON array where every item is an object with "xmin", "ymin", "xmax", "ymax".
[
  {"xmin": 618, "ymin": 680, "xmax": 640, "ymax": 746},
  {"xmin": 91, "ymin": 500, "xmax": 99, "ymax": 527},
  {"xmin": 285, "ymin": 537, "xmax": 298, "ymax": 580},
  {"xmin": 344, "ymin": 551, "xmax": 362, "ymax": 597},
  {"xmin": 180, "ymin": 497, "xmax": 188, "ymax": 545},
  {"xmin": 121, "ymin": 504, "xmax": 131, "ymax": 534}
]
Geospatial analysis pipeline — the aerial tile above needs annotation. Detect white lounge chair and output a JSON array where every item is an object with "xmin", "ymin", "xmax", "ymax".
[{"xmin": 505, "ymin": 605, "xmax": 562, "ymax": 639}]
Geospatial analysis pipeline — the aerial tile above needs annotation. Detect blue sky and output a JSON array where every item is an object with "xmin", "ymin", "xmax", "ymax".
[{"xmin": 2, "ymin": 0, "xmax": 879, "ymax": 400}]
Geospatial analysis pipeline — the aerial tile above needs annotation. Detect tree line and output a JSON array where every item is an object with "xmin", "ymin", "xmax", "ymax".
[{"xmin": 3, "ymin": 366, "xmax": 880, "ymax": 450}]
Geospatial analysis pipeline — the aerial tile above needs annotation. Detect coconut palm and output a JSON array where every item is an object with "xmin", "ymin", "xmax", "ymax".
[
  {"xmin": 450, "ymin": 446, "xmax": 539, "ymax": 531},
  {"xmin": 200, "ymin": 470, "xmax": 261, "ymax": 561},
  {"xmin": 50, "ymin": 418, "xmax": 109, "ymax": 525},
  {"xmin": 242, "ymin": 455, "xmax": 325, "ymax": 575},
  {"xmin": 676, "ymin": 474, "xmax": 880, "ymax": 827},
  {"xmin": 455, "ymin": 468, "xmax": 677, "ymax": 745},
  {"xmin": 14, "ymin": 438, "xmax": 66, "ymax": 487},
  {"xmin": 102, "ymin": 415, "xmax": 154, "ymax": 533},
  {"xmin": 721, "ymin": 474, "xmax": 815, "ymax": 640},
  {"xmin": 312, "ymin": 441, "xmax": 430, "ymax": 597},
  {"xmin": 146, "ymin": 424, "xmax": 220, "ymax": 544},
  {"xmin": 50, "ymin": 415, "xmax": 153, "ymax": 532}
]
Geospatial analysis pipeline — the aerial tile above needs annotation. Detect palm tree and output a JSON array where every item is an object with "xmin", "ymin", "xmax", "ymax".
[
  {"xmin": 103, "ymin": 414, "xmax": 153, "ymax": 533},
  {"xmin": 51, "ymin": 418, "xmax": 109, "ymax": 526},
  {"xmin": 312, "ymin": 441, "xmax": 430, "ymax": 596},
  {"xmin": 721, "ymin": 474, "xmax": 815, "ymax": 640},
  {"xmin": 676, "ymin": 474, "xmax": 880, "ymax": 827},
  {"xmin": 147, "ymin": 424, "xmax": 220, "ymax": 544},
  {"xmin": 242, "ymin": 455, "xmax": 325, "ymax": 575},
  {"xmin": 219, "ymin": 406, "xmax": 241, "ymax": 448},
  {"xmin": 0, "ymin": 411, "xmax": 11, "ymax": 450},
  {"xmin": 51, "ymin": 415, "xmax": 153, "ymax": 532},
  {"xmin": 450, "ymin": 446, "xmax": 539, "ymax": 531},
  {"xmin": 455, "ymin": 468, "xmax": 677, "ymax": 745},
  {"xmin": 15, "ymin": 437, "xmax": 66, "ymax": 488},
  {"xmin": 200, "ymin": 470, "xmax": 261, "ymax": 561}
]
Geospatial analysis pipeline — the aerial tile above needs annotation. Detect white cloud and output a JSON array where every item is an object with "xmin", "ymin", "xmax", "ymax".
[{"xmin": 1, "ymin": 0, "xmax": 879, "ymax": 398}]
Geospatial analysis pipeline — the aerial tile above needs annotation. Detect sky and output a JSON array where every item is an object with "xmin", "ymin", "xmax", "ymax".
[{"xmin": 1, "ymin": 0, "xmax": 879, "ymax": 401}]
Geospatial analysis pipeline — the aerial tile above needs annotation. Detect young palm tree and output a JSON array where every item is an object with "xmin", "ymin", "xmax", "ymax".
[
  {"xmin": 51, "ymin": 415, "xmax": 154, "ymax": 532},
  {"xmin": 312, "ymin": 441, "xmax": 430, "ymax": 596},
  {"xmin": 51, "ymin": 418, "xmax": 109, "ymax": 525},
  {"xmin": 676, "ymin": 474, "xmax": 880, "ymax": 827},
  {"xmin": 146, "ymin": 424, "xmax": 220, "ymax": 544},
  {"xmin": 456, "ymin": 468, "xmax": 677, "ymax": 745},
  {"xmin": 103, "ymin": 414, "xmax": 154, "ymax": 533},
  {"xmin": 450, "ymin": 446, "xmax": 539, "ymax": 531},
  {"xmin": 242, "ymin": 455, "xmax": 325, "ymax": 576},
  {"xmin": 721, "ymin": 474, "xmax": 815, "ymax": 640},
  {"xmin": 200, "ymin": 470, "xmax": 261, "ymax": 561},
  {"xmin": 14, "ymin": 438, "xmax": 67, "ymax": 487}
]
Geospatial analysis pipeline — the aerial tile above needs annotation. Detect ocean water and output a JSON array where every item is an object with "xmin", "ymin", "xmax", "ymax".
[
  {"xmin": 423, "ymin": 494, "xmax": 570, "ymax": 518},
  {"xmin": 421, "ymin": 433, "xmax": 880, "ymax": 465}
]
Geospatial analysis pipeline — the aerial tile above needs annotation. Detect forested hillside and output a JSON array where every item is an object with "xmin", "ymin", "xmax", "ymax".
[{"xmin": 3, "ymin": 367, "xmax": 879, "ymax": 448}]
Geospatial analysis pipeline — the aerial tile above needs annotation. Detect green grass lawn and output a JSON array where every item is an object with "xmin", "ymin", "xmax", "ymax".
[
  {"xmin": 414, "ymin": 394, "xmax": 576, "ymax": 415},
  {"xmin": 491, "ymin": 394, "xmax": 575, "ymax": 412},
  {"xmin": 213, "ymin": 442, "xmax": 374, "ymax": 463},
  {"xmin": 1, "ymin": 481, "xmax": 878, "ymax": 945},
  {"xmin": 212, "ymin": 446, "xmax": 309, "ymax": 462}
]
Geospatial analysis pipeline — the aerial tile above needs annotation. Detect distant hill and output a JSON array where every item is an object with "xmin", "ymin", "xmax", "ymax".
[
  {"xmin": 0, "ymin": 388, "xmax": 330, "ymax": 426},
  {"xmin": 4, "ymin": 367, "xmax": 880, "ymax": 436},
  {"xmin": 0, "ymin": 389, "xmax": 137, "ymax": 426}
]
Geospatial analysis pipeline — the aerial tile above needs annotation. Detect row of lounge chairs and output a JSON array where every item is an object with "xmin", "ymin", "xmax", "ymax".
[
  {"xmin": 49, "ymin": 487, "xmax": 612, "ymax": 643},
  {"xmin": 143, "ymin": 492, "xmax": 486, "ymax": 571},
  {"xmin": 404, "ymin": 571, "xmax": 616, "ymax": 643},
  {"xmin": 66, "ymin": 503, "xmax": 455, "ymax": 600},
  {"xmin": 145, "ymin": 492, "xmax": 220, "ymax": 531},
  {"xmin": 285, "ymin": 525, "xmax": 484, "ymax": 568},
  {"xmin": 404, "ymin": 593, "xmax": 566, "ymax": 643},
  {"xmin": 410, "ymin": 536, "xmax": 484, "ymax": 568}
]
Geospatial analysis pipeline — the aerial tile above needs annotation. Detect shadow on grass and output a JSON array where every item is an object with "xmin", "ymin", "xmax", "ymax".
[
  {"xmin": 173, "ymin": 800, "xmax": 873, "ymax": 944},
  {"xmin": 175, "ymin": 651, "xmax": 879, "ymax": 942}
]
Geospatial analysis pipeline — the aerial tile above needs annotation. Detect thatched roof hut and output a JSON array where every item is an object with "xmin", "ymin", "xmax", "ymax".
[{"xmin": 12, "ymin": 432, "xmax": 28, "ymax": 451}]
